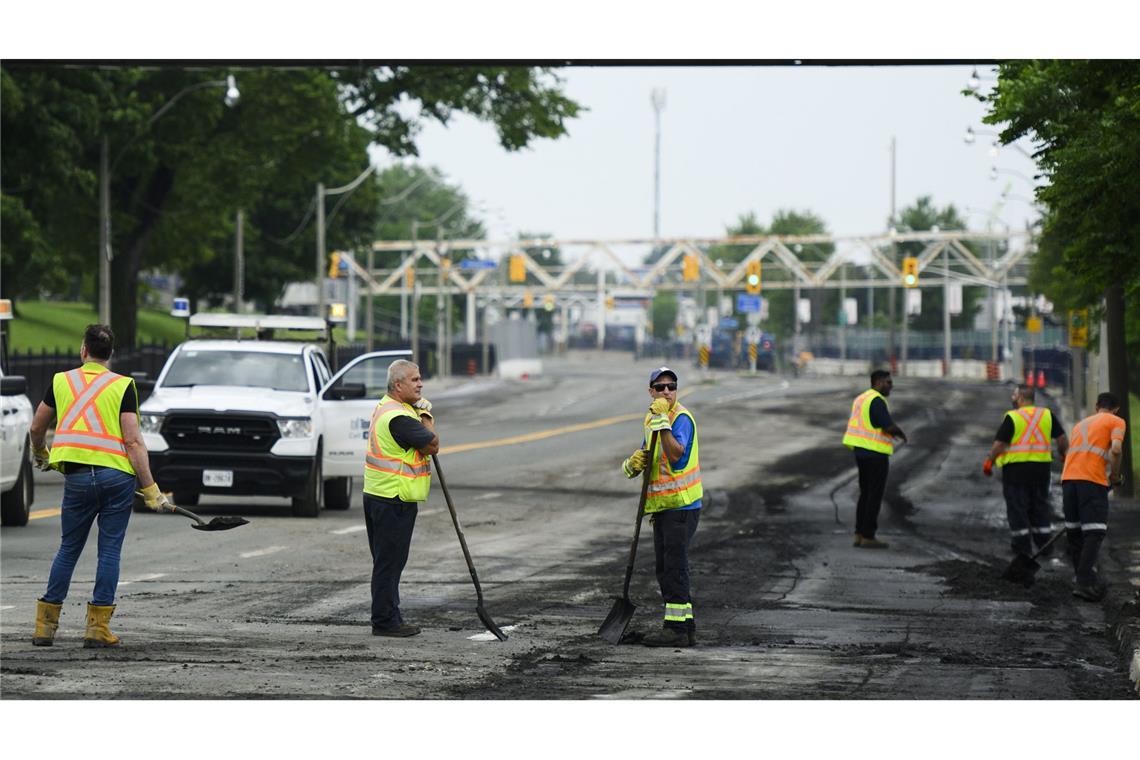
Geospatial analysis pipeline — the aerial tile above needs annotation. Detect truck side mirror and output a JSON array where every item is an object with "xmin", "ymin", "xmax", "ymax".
[
  {"xmin": 0, "ymin": 375, "xmax": 27, "ymax": 396},
  {"xmin": 323, "ymin": 381, "xmax": 366, "ymax": 401}
]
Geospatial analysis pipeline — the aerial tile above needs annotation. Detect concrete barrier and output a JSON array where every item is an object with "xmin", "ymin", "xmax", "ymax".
[{"xmin": 805, "ymin": 358, "xmax": 1009, "ymax": 381}]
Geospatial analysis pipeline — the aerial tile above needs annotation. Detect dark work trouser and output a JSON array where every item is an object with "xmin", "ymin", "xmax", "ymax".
[
  {"xmin": 1061, "ymin": 480, "xmax": 1109, "ymax": 587},
  {"xmin": 1001, "ymin": 479, "xmax": 1054, "ymax": 557},
  {"xmin": 363, "ymin": 494, "xmax": 418, "ymax": 629},
  {"xmin": 854, "ymin": 452, "xmax": 890, "ymax": 539},
  {"xmin": 652, "ymin": 508, "xmax": 700, "ymax": 632}
]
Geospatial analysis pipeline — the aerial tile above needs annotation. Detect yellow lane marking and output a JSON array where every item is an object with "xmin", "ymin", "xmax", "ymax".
[
  {"xmin": 30, "ymin": 508, "xmax": 61, "ymax": 520},
  {"xmin": 438, "ymin": 387, "xmax": 695, "ymax": 455}
]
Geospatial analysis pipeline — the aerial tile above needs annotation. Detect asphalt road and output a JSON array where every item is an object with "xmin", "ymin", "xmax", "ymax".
[{"xmin": 1, "ymin": 351, "xmax": 1136, "ymax": 699}]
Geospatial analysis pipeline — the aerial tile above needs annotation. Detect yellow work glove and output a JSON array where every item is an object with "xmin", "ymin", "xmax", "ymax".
[
  {"xmin": 33, "ymin": 446, "xmax": 53, "ymax": 472},
  {"xmin": 139, "ymin": 483, "xmax": 175, "ymax": 513},
  {"xmin": 413, "ymin": 398, "xmax": 433, "ymax": 422},
  {"xmin": 649, "ymin": 398, "xmax": 671, "ymax": 415},
  {"xmin": 622, "ymin": 449, "xmax": 648, "ymax": 478}
]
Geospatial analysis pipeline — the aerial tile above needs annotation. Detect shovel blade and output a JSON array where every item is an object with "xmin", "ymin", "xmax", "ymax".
[
  {"xmin": 191, "ymin": 516, "xmax": 250, "ymax": 531},
  {"xmin": 598, "ymin": 596, "xmax": 637, "ymax": 645},
  {"xmin": 477, "ymin": 604, "xmax": 508, "ymax": 642}
]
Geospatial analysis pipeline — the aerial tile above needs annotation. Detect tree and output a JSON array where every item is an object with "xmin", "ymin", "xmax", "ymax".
[
  {"xmin": 1, "ymin": 64, "xmax": 581, "ymax": 349},
  {"xmin": 977, "ymin": 60, "xmax": 1140, "ymax": 494}
]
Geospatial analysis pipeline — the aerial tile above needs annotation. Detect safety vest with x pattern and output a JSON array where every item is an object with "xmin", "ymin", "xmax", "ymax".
[
  {"xmin": 995, "ymin": 405, "xmax": 1053, "ymax": 467},
  {"xmin": 48, "ymin": 363, "xmax": 136, "ymax": 475},
  {"xmin": 363, "ymin": 395, "xmax": 432, "ymax": 502},
  {"xmin": 643, "ymin": 402, "xmax": 702, "ymax": 514},
  {"xmin": 842, "ymin": 389, "xmax": 894, "ymax": 455}
]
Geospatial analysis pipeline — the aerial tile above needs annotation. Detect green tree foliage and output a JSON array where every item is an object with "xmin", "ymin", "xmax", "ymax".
[
  {"xmin": 1, "ymin": 64, "xmax": 580, "ymax": 349},
  {"xmin": 651, "ymin": 290, "xmax": 679, "ymax": 339},
  {"xmin": 977, "ymin": 60, "xmax": 1140, "ymax": 491}
]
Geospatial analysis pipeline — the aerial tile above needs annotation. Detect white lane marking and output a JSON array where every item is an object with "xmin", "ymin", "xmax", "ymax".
[
  {"xmin": 331, "ymin": 525, "xmax": 367, "ymax": 535},
  {"xmin": 716, "ymin": 380, "xmax": 791, "ymax": 404},
  {"xmin": 467, "ymin": 624, "xmax": 518, "ymax": 642},
  {"xmin": 118, "ymin": 573, "xmax": 167, "ymax": 586},
  {"xmin": 240, "ymin": 545, "xmax": 288, "ymax": 558},
  {"xmin": 473, "ymin": 492, "xmax": 502, "ymax": 501},
  {"xmin": 0, "ymin": 605, "xmax": 15, "ymax": 611}
]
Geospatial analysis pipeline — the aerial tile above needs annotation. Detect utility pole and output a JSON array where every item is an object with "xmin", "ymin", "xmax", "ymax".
[
  {"xmin": 233, "ymin": 209, "xmax": 244, "ymax": 313},
  {"xmin": 887, "ymin": 136, "xmax": 897, "ymax": 366},
  {"xmin": 651, "ymin": 88, "xmax": 666, "ymax": 240},
  {"xmin": 315, "ymin": 182, "xmax": 325, "ymax": 319},
  {"xmin": 943, "ymin": 241, "xmax": 951, "ymax": 376},
  {"xmin": 366, "ymin": 247, "xmax": 374, "ymax": 351},
  {"xmin": 99, "ymin": 136, "xmax": 111, "ymax": 326}
]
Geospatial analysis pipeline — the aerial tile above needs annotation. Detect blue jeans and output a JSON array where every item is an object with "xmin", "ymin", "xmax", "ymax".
[{"xmin": 43, "ymin": 466, "xmax": 136, "ymax": 606}]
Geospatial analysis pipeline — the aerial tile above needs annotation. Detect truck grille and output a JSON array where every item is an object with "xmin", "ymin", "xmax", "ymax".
[{"xmin": 162, "ymin": 413, "xmax": 280, "ymax": 452}]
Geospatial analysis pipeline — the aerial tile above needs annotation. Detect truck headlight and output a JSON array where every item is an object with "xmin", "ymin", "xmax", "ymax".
[
  {"xmin": 276, "ymin": 417, "xmax": 313, "ymax": 438},
  {"xmin": 139, "ymin": 414, "xmax": 165, "ymax": 434}
]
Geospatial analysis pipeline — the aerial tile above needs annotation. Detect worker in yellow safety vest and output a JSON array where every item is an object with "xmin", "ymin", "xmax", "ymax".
[
  {"xmin": 983, "ymin": 383, "xmax": 1068, "ymax": 561},
  {"xmin": 842, "ymin": 369, "xmax": 907, "ymax": 549},
  {"xmin": 620, "ymin": 366, "xmax": 702, "ymax": 648},
  {"xmin": 362, "ymin": 359, "xmax": 438, "ymax": 637},
  {"xmin": 29, "ymin": 324, "xmax": 172, "ymax": 649}
]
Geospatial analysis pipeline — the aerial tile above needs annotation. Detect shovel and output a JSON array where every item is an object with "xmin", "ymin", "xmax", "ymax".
[
  {"xmin": 598, "ymin": 429, "xmax": 660, "ymax": 645},
  {"xmin": 1001, "ymin": 529, "xmax": 1064, "ymax": 587},
  {"xmin": 430, "ymin": 454, "xmax": 508, "ymax": 641},
  {"xmin": 136, "ymin": 492, "xmax": 250, "ymax": 531}
]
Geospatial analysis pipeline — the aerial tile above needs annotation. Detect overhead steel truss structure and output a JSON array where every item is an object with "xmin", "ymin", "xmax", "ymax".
[{"xmin": 341, "ymin": 231, "xmax": 1034, "ymax": 307}]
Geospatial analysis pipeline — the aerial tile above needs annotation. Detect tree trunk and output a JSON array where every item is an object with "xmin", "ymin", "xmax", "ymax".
[
  {"xmin": 110, "ymin": 166, "xmax": 175, "ymax": 351},
  {"xmin": 1105, "ymin": 281, "xmax": 1132, "ymax": 496}
]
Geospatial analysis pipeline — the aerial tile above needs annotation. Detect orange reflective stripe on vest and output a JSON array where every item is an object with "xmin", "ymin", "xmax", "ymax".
[
  {"xmin": 842, "ymin": 389, "xmax": 894, "ymax": 455},
  {"xmin": 49, "ymin": 365, "xmax": 134, "ymax": 473}
]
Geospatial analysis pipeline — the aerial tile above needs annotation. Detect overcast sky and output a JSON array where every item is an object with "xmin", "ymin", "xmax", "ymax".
[{"xmin": 394, "ymin": 64, "xmax": 1040, "ymax": 256}]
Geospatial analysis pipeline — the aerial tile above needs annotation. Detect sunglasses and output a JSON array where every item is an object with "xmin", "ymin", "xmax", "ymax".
[{"xmin": 651, "ymin": 382, "xmax": 678, "ymax": 392}]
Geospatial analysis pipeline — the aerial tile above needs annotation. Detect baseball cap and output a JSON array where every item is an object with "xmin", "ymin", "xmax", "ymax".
[{"xmin": 649, "ymin": 366, "xmax": 678, "ymax": 385}]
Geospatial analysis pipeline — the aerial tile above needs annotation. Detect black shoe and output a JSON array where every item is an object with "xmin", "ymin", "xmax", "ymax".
[
  {"xmin": 1072, "ymin": 583, "xmax": 1107, "ymax": 602},
  {"xmin": 642, "ymin": 627, "xmax": 691, "ymax": 648},
  {"xmin": 372, "ymin": 623, "xmax": 421, "ymax": 637}
]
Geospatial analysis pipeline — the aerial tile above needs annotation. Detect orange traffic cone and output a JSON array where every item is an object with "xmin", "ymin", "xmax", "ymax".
[
  {"xmin": 1036, "ymin": 369, "xmax": 1046, "ymax": 390},
  {"xmin": 1025, "ymin": 370, "xmax": 1034, "ymax": 387}
]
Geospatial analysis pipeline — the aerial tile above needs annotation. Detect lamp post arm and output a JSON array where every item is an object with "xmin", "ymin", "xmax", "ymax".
[{"xmin": 109, "ymin": 78, "xmax": 232, "ymax": 174}]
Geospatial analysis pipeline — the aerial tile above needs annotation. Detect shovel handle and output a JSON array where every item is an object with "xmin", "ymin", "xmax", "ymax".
[
  {"xmin": 620, "ymin": 430, "xmax": 660, "ymax": 601},
  {"xmin": 431, "ymin": 454, "xmax": 486, "ymax": 605}
]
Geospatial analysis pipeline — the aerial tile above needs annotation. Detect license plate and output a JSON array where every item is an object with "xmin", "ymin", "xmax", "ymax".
[{"xmin": 202, "ymin": 469, "xmax": 233, "ymax": 488}]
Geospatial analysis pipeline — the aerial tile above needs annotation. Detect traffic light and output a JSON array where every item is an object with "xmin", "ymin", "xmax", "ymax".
[
  {"xmin": 902, "ymin": 256, "xmax": 919, "ymax": 288},
  {"xmin": 745, "ymin": 260, "xmax": 762, "ymax": 294},
  {"xmin": 543, "ymin": 294, "xmax": 555, "ymax": 312},
  {"xmin": 509, "ymin": 254, "xmax": 526, "ymax": 282},
  {"xmin": 327, "ymin": 251, "xmax": 341, "ymax": 278},
  {"xmin": 405, "ymin": 266, "xmax": 415, "ymax": 288},
  {"xmin": 522, "ymin": 291, "xmax": 534, "ymax": 308},
  {"xmin": 682, "ymin": 254, "xmax": 699, "ymax": 282}
]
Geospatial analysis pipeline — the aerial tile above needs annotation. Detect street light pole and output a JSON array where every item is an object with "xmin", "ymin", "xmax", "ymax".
[
  {"xmin": 233, "ymin": 208, "xmax": 244, "ymax": 312},
  {"xmin": 315, "ymin": 182, "xmax": 326, "ymax": 318},
  {"xmin": 98, "ymin": 75, "xmax": 239, "ymax": 327},
  {"xmin": 651, "ymin": 88, "xmax": 666, "ymax": 239}
]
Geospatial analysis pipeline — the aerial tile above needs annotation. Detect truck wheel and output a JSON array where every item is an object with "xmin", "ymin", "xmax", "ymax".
[
  {"xmin": 172, "ymin": 491, "xmax": 199, "ymax": 507},
  {"xmin": 292, "ymin": 443, "xmax": 322, "ymax": 518},
  {"xmin": 324, "ymin": 477, "xmax": 352, "ymax": 510},
  {"xmin": 0, "ymin": 442, "xmax": 33, "ymax": 526}
]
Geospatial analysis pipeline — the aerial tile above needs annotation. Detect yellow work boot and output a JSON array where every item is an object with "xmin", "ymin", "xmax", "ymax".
[
  {"xmin": 32, "ymin": 599, "xmax": 63, "ymax": 646},
  {"xmin": 83, "ymin": 603, "xmax": 121, "ymax": 648},
  {"xmin": 853, "ymin": 533, "xmax": 865, "ymax": 547},
  {"xmin": 856, "ymin": 536, "xmax": 889, "ymax": 549}
]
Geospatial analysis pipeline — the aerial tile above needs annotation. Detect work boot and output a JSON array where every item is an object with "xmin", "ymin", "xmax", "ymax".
[
  {"xmin": 853, "ymin": 533, "xmax": 865, "ymax": 547},
  {"xmin": 642, "ymin": 626, "xmax": 691, "ymax": 648},
  {"xmin": 856, "ymin": 536, "xmax": 889, "ymax": 549},
  {"xmin": 32, "ymin": 599, "xmax": 63, "ymax": 647},
  {"xmin": 83, "ymin": 603, "xmax": 121, "ymax": 648},
  {"xmin": 372, "ymin": 623, "xmax": 421, "ymax": 638},
  {"xmin": 1072, "ymin": 581, "xmax": 1107, "ymax": 602}
]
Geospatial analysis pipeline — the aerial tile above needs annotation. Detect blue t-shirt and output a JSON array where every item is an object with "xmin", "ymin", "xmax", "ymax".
[{"xmin": 644, "ymin": 413, "xmax": 701, "ymax": 511}]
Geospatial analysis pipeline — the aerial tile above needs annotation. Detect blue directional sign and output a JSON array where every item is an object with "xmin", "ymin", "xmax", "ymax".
[
  {"xmin": 737, "ymin": 294, "xmax": 762, "ymax": 313},
  {"xmin": 459, "ymin": 258, "xmax": 498, "ymax": 270}
]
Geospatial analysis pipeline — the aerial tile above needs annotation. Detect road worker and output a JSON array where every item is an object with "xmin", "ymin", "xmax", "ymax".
[
  {"xmin": 1060, "ymin": 392, "xmax": 1127, "ymax": 601},
  {"xmin": 620, "ymin": 366, "xmax": 702, "ymax": 648},
  {"xmin": 363, "ymin": 359, "xmax": 438, "ymax": 636},
  {"xmin": 28, "ymin": 324, "xmax": 172, "ymax": 648},
  {"xmin": 984, "ymin": 383, "xmax": 1068, "ymax": 560},
  {"xmin": 842, "ymin": 369, "xmax": 907, "ymax": 549}
]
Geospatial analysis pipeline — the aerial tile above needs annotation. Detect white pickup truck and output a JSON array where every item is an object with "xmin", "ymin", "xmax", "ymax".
[
  {"xmin": 137, "ymin": 313, "xmax": 410, "ymax": 517},
  {"xmin": 0, "ymin": 299, "xmax": 34, "ymax": 526}
]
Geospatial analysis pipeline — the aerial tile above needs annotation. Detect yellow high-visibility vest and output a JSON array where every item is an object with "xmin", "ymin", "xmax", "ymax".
[
  {"xmin": 363, "ymin": 394, "xmax": 432, "ymax": 502},
  {"xmin": 643, "ymin": 402, "xmax": 702, "ymax": 514},
  {"xmin": 842, "ymin": 389, "xmax": 894, "ymax": 455},
  {"xmin": 48, "ymin": 363, "xmax": 136, "ymax": 475},
  {"xmin": 995, "ymin": 406, "xmax": 1053, "ymax": 467}
]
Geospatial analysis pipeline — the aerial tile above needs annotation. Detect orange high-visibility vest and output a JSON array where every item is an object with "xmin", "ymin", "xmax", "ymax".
[
  {"xmin": 1062, "ymin": 411, "xmax": 1126, "ymax": 486},
  {"xmin": 48, "ymin": 363, "xmax": 136, "ymax": 475}
]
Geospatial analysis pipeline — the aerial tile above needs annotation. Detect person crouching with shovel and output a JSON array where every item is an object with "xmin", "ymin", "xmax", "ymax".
[{"xmin": 619, "ymin": 366, "xmax": 703, "ymax": 648}]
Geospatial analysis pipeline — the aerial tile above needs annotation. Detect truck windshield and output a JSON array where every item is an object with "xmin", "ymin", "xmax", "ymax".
[{"xmin": 162, "ymin": 350, "xmax": 309, "ymax": 392}]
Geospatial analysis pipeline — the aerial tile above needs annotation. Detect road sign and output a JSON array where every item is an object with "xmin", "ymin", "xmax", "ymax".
[
  {"xmin": 745, "ymin": 326, "xmax": 761, "ymax": 345},
  {"xmin": 737, "ymin": 294, "xmax": 762, "ymax": 313},
  {"xmin": 1068, "ymin": 309, "xmax": 1088, "ymax": 347},
  {"xmin": 1026, "ymin": 316, "xmax": 1043, "ymax": 334},
  {"xmin": 459, "ymin": 258, "xmax": 497, "ymax": 270}
]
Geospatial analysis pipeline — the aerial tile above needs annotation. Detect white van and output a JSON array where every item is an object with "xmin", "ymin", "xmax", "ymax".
[
  {"xmin": 137, "ymin": 314, "xmax": 410, "ymax": 517},
  {"xmin": 0, "ymin": 299, "xmax": 34, "ymax": 526}
]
